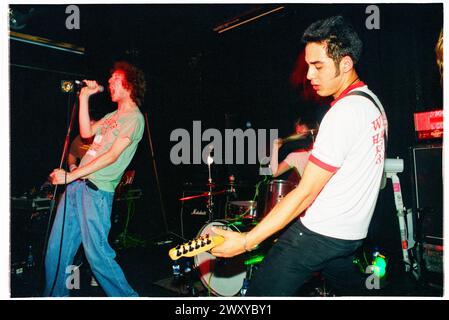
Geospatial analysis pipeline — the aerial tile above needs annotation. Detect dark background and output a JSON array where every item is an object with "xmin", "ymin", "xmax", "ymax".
[{"xmin": 10, "ymin": 4, "xmax": 443, "ymax": 274}]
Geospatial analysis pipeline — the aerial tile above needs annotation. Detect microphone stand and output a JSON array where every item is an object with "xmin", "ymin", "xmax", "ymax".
[
  {"xmin": 206, "ymin": 155, "xmax": 214, "ymax": 223},
  {"xmin": 40, "ymin": 88, "xmax": 79, "ymax": 295},
  {"xmin": 144, "ymin": 112, "xmax": 182, "ymax": 245}
]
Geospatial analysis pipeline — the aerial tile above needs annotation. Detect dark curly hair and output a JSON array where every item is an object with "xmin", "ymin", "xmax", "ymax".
[
  {"xmin": 294, "ymin": 116, "xmax": 319, "ymax": 132},
  {"xmin": 111, "ymin": 61, "xmax": 146, "ymax": 107},
  {"xmin": 302, "ymin": 16, "xmax": 362, "ymax": 74}
]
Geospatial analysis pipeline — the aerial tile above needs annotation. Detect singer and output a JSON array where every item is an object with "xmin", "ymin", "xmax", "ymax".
[
  {"xmin": 44, "ymin": 61, "xmax": 146, "ymax": 297},
  {"xmin": 211, "ymin": 16, "xmax": 388, "ymax": 296}
]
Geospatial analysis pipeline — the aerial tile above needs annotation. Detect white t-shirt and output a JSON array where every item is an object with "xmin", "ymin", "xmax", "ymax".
[
  {"xmin": 284, "ymin": 151, "xmax": 310, "ymax": 177},
  {"xmin": 300, "ymin": 83, "xmax": 387, "ymax": 240}
]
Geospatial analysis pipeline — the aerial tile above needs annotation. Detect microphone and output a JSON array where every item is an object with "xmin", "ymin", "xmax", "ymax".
[{"xmin": 75, "ymin": 80, "xmax": 104, "ymax": 92}]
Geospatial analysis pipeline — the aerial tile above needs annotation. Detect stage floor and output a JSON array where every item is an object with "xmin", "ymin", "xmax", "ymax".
[{"xmin": 10, "ymin": 232, "xmax": 443, "ymax": 298}]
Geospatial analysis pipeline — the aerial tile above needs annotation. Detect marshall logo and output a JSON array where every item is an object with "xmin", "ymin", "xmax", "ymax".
[{"xmin": 191, "ymin": 209, "xmax": 207, "ymax": 216}]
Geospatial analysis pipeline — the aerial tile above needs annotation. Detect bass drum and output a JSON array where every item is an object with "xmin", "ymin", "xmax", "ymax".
[{"xmin": 194, "ymin": 220, "xmax": 247, "ymax": 296}]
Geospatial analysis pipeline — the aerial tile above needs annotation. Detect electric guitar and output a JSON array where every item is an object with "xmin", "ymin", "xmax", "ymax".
[{"xmin": 168, "ymin": 234, "xmax": 224, "ymax": 260}]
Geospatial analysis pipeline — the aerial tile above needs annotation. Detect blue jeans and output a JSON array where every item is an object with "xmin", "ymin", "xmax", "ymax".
[
  {"xmin": 246, "ymin": 219, "xmax": 364, "ymax": 296},
  {"xmin": 43, "ymin": 180, "xmax": 138, "ymax": 297}
]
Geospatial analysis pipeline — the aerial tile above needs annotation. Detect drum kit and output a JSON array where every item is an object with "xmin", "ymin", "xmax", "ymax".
[
  {"xmin": 170, "ymin": 132, "xmax": 312, "ymax": 296},
  {"xmin": 177, "ymin": 176, "xmax": 297, "ymax": 296}
]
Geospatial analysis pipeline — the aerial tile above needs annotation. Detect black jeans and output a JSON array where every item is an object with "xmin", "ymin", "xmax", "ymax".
[{"xmin": 246, "ymin": 219, "xmax": 364, "ymax": 296}]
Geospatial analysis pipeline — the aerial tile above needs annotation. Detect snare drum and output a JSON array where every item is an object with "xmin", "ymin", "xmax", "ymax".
[
  {"xmin": 226, "ymin": 200, "xmax": 257, "ymax": 220},
  {"xmin": 194, "ymin": 220, "xmax": 248, "ymax": 296}
]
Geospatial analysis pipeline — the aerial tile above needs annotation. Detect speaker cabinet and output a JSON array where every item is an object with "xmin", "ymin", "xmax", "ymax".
[
  {"xmin": 10, "ymin": 202, "xmax": 50, "ymax": 267},
  {"xmin": 410, "ymin": 144, "xmax": 443, "ymax": 244},
  {"xmin": 179, "ymin": 190, "xmax": 226, "ymax": 240}
]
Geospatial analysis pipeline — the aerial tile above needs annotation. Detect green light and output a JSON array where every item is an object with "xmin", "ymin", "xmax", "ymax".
[
  {"xmin": 373, "ymin": 256, "xmax": 387, "ymax": 278},
  {"xmin": 244, "ymin": 254, "xmax": 265, "ymax": 266}
]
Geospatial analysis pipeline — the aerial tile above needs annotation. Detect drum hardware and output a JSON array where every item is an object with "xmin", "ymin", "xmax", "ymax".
[
  {"xmin": 179, "ymin": 151, "xmax": 241, "ymax": 240},
  {"xmin": 178, "ymin": 185, "xmax": 228, "ymax": 240},
  {"xmin": 223, "ymin": 175, "xmax": 269, "ymax": 223},
  {"xmin": 172, "ymin": 178, "xmax": 295, "ymax": 296},
  {"xmin": 179, "ymin": 189, "xmax": 226, "ymax": 201},
  {"xmin": 205, "ymin": 147, "xmax": 216, "ymax": 222},
  {"xmin": 179, "ymin": 146, "xmax": 221, "ymax": 222},
  {"xmin": 225, "ymin": 200, "xmax": 258, "ymax": 221}
]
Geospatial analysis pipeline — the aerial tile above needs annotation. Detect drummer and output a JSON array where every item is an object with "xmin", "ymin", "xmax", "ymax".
[{"xmin": 269, "ymin": 117, "xmax": 319, "ymax": 182}]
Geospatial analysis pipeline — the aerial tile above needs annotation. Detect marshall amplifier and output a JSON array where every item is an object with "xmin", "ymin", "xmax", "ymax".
[{"xmin": 178, "ymin": 189, "xmax": 226, "ymax": 240}]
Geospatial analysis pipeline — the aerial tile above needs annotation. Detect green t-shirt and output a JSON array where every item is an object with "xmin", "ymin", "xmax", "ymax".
[{"xmin": 79, "ymin": 108, "xmax": 144, "ymax": 192}]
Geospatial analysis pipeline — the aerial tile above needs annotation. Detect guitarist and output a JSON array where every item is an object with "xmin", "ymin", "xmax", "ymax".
[{"xmin": 211, "ymin": 16, "xmax": 388, "ymax": 296}]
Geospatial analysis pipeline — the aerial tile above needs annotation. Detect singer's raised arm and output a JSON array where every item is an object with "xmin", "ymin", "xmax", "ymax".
[{"xmin": 79, "ymin": 81, "xmax": 104, "ymax": 138}]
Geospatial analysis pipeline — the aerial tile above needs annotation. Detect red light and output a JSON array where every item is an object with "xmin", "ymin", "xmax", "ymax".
[
  {"xmin": 414, "ymin": 110, "xmax": 443, "ymax": 140},
  {"xmin": 402, "ymin": 240, "xmax": 408, "ymax": 249}
]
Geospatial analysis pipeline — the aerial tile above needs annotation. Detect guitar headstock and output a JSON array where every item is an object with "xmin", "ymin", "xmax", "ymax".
[{"xmin": 168, "ymin": 234, "xmax": 224, "ymax": 260}]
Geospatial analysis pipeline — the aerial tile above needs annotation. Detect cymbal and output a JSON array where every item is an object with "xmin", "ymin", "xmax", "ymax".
[
  {"xmin": 183, "ymin": 182, "xmax": 255, "ymax": 188},
  {"xmin": 179, "ymin": 189, "xmax": 226, "ymax": 201}
]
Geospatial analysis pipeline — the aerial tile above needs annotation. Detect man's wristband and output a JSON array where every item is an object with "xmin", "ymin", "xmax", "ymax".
[{"xmin": 243, "ymin": 233, "xmax": 255, "ymax": 252}]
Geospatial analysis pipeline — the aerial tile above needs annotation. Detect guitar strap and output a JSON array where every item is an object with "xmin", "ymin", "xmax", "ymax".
[
  {"xmin": 346, "ymin": 90, "xmax": 389, "ymax": 189},
  {"xmin": 346, "ymin": 90, "xmax": 388, "ymax": 152}
]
